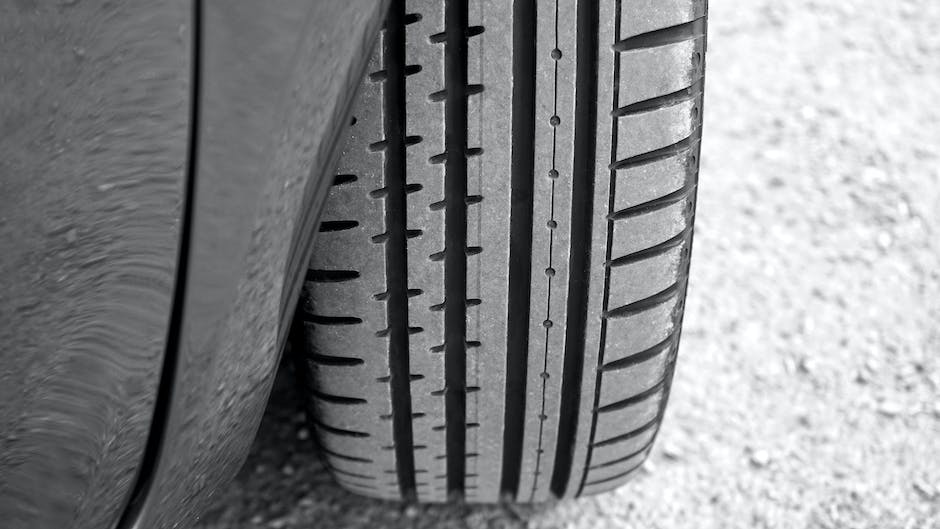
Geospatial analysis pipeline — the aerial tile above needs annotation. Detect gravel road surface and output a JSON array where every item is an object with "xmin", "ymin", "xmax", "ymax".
[{"xmin": 196, "ymin": 0, "xmax": 940, "ymax": 527}]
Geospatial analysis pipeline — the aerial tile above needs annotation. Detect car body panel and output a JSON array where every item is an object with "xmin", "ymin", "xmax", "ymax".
[
  {"xmin": 1, "ymin": 1, "xmax": 387, "ymax": 528},
  {"xmin": 0, "ymin": 1, "xmax": 190, "ymax": 528},
  {"xmin": 122, "ymin": 2, "xmax": 388, "ymax": 528}
]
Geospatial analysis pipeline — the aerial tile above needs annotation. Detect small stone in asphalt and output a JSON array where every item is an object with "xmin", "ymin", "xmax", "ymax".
[
  {"xmin": 913, "ymin": 481, "xmax": 936, "ymax": 499},
  {"xmin": 750, "ymin": 450, "xmax": 771, "ymax": 468},
  {"xmin": 661, "ymin": 443, "xmax": 683, "ymax": 461},
  {"xmin": 876, "ymin": 402, "xmax": 903, "ymax": 417},
  {"xmin": 876, "ymin": 231, "xmax": 893, "ymax": 250}
]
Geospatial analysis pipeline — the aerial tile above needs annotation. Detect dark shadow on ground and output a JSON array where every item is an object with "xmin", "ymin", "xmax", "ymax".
[{"xmin": 197, "ymin": 357, "xmax": 556, "ymax": 529}]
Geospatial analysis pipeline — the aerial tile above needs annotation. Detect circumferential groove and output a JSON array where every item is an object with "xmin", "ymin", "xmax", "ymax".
[
  {"xmin": 552, "ymin": 0, "xmax": 599, "ymax": 498},
  {"xmin": 380, "ymin": 0, "xmax": 417, "ymax": 501},
  {"xmin": 576, "ymin": 0, "xmax": 621, "ymax": 497},
  {"xmin": 501, "ymin": 0, "xmax": 536, "ymax": 500},
  {"xmin": 441, "ymin": 0, "xmax": 470, "ymax": 499}
]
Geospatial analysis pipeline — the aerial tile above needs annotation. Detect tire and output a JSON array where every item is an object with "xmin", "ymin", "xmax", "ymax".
[{"xmin": 296, "ymin": 0, "xmax": 706, "ymax": 503}]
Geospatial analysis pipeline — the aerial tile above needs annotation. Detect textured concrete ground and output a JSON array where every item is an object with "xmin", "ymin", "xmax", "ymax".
[{"xmin": 196, "ymin": 0, "xmax": 940, "ymax": 527}]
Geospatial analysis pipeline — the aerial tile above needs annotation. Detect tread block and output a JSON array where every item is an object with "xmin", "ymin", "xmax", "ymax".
[
  {"xmin": 303, "ymin": 281, "xmax": 368, "ymax": 314},
  {"xmin": 325, "ymin": 456, "xmax": 383, "ymax": 478},
  {"xmin": 580, "ymin": 460, "xmax": 644, "ymax": 496},
  {"xmin": 309, "ymin": 227, "xmax": 385, "ymax": 269},
  {"xmin": 306, "ymin": 360, "xmax": 383, "ymax": 398},
  {"xmin": 610, "ymin": 197, "xmax": 692, "ymax": 257},
  {"xmin": 620, "ymin": 0, "xmax": 706, "ymax": 40},
  {"xmin": 302, "ymin": 322, "xmax": 385, "ymax": 361},
  {"xmin": 309, "ymin": 400, "xmax": 378, "ymax": 432},
  {"xmin": 615, "ymin": 97, "xmax": 700, "ymax": 161},
  {"xmin": 589, "ymin": 423, "xmax": 658, "ymax": 468},
  {"xmin": 607, "ymin": 241, "xmax": 687, "ymax": 310},
  {"xmin": 598, "ymin": 350, "xmax": 672, "ymax": 409},
  {"xmin": 320, "ymin": 185, "xmax": 371, "ymax": 221},
  {"xmin": 317, "ymin": 430, "xmax": 384, "ymax": 458},
  {"xmin": 602, "ymin": 293, "xmax": 682, "ymax": 366},
  {"xmin": 593, "ymin": 387, "xmax": 664, "ymax": 444},
  {"xmin": 618, "ymin": 38, "xmax": 705, "ymax": 107},
  {"xmin": 613, "ymin": 142, "xmax": 698, "ymax": 211},
  {"xmin": 584, "ymin": 446, "xmax": 650, "ymax": 484}
]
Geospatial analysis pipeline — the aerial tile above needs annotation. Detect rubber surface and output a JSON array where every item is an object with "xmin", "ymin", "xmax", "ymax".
[{"xmin": 297, "ymin": 0, "xmax": 706, "ymax": 503}]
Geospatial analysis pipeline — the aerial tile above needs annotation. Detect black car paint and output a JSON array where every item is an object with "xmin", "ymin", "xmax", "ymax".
[
  {"xmin": 0, "ymin": 1, "xmax": 388, "ymax": 528},
  {"xmin": 0, "ymin": 1, "xmax": 189, "ymax": 527}
]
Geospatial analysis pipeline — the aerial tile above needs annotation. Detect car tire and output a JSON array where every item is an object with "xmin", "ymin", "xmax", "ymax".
[{"xmin": 296, "ymin": 0, "xmax": 706, "ymax": 503}]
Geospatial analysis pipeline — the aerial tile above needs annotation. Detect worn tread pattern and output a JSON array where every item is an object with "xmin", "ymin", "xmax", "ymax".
[{"xmin": 299, "ymin": 0, "xmax": 706, "ymax": 503}]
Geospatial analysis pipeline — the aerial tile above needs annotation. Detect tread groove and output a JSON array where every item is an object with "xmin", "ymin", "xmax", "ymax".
[
  {"xmin": 551, "ymin": 0, "xmax": 599, "ymax": 498},
  {"xmin": 319, "ymin": 220, "xmax": 360, "ymax": 232},
  {"xmin": 302, "ymin": 314, "xmax": 364, "ymax": 326},
  {"xmin": 307, "ymin": 353, "xmax": 365, "ymax": 367},
  {"xmin": 333, "ymin": 174, "xmax": 358, "ymax": 186},
  {"xmin": 582, "ymin": 456, "xmax": 647, "ymax": 487},
  {"xmin": 586, "ymin": 438, "xmax": 655, "ymax": 470},
  {"xmin": 606, "ymin": 226, "xmax": 691, "ymax": 268},
  {"xmin": 608, "ymin": 182, "xmax": 696, "ymax": 221},
  {"xmin": 603, "ymin": 281, "xmax": 680, "ymax": 319},
  {"xmin": 442, "ymin": 0, "xmax": 470, "ymax": 499},
  {"xmin": 601, "ymin": 329, "xmax": 678, "ymax": 371},
  {"xmin": 329, "ymin": 466, "xmax": 380, "ymax": 481},
  {"xmin": 612, "ymin": 79, "xmax": 703, "ymax": 117},
  {"xmin": 306, "ymin": 269, "xmax": 360, "ymax": 283},
  {"xmin": 311, "ymin": 388, "xmax": 368, "ymax": 405},
  {"xmin": 319, "ymin": 447, "xmax": 374, "ymax": 463},
  {"xmin": 576, "ymin": 0, "xmax": 622, "ymax": 497},
  {"xmin": 381, "ymin": 0, "xmax": 418, "ymax": 500},
  {"xmin": 595, "ymin": 377, "xmax": 664, "ymax": 413},
  {"xmin": 609, "ymin": 135, "xmax": 698, "ymax": 171},
  {"xmin": 612, "ymin": 17, "xmax": 705, "ymax": 52},
  {"xmin": 591, "ymin": 415, "xmax": 659, "ymax": 448},
  {"xmin": 312, "ymin": 418, "xmax": 371, "ymax": 438}
]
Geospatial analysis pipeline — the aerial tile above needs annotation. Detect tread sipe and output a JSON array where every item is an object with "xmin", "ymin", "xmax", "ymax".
[{"xmin": 297, "ymin": 0, "xmax": 706, "ymax": 503}]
